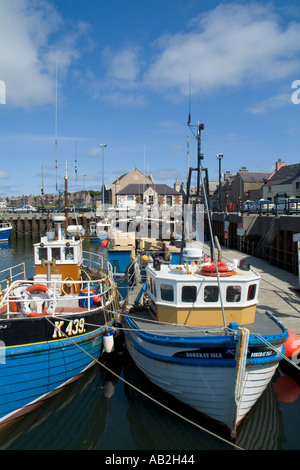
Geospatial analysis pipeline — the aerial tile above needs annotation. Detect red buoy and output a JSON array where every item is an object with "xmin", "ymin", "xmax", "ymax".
[
  {"xmin": 101, "ymin": 239, "xmax": 108, "ymax": 248},
  {"xmin": 284, "ymin": 330, "xmax": 300, "ymax": 358}
]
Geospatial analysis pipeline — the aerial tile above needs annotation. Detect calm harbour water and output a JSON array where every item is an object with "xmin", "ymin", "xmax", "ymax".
[{"xmin": 0, "ymin": 236, "xmax": 300, "ymax": 451}]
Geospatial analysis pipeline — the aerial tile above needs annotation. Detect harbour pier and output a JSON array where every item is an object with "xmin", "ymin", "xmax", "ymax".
[
  {"xmin": 1, "ymin": 211, "xmax": 96, "ymax": 239},
  {"xmin": 206, "ymin": 244, "xmax": 300, "ymax": 337}
]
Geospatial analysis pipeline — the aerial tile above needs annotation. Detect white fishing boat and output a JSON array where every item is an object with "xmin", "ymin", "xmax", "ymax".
[
  {"xmin": 123, "ymin": 246, "xmax": 288, "ymax": 435},
  {"xmin": 122, "ymin": 121, "xmax": 289, "ymax": 436}
]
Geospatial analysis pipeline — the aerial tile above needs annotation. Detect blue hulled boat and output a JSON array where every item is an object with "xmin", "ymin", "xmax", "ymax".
[
  {"xmin": 0, "ymin": 222, "xmax": 12, "ymax": 242},
  {"xmin": 122, "ymin": 121, "xmax": 290, "ymax": 437},
  {"xmin": 123, "ymin": 247, "xmax": 289, "ymax": 436},
  {"xmin": 0, "ymin": 216, "xmax": 118, "ymax": 429}
]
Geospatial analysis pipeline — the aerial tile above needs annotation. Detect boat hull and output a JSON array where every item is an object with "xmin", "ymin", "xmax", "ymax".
[
  {"xmin": 0, "ymin": 308, "xmax": 109, "ymax": 428},
  {"xmin": 0, "ymin": 228, "xmax": 12, "ymax": 242},
  {"xmin": 123, "ymin": 313, "xmax": 287, "ymax": 433}
]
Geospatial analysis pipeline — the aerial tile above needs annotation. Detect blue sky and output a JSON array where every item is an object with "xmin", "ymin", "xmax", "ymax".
[{"xmin": 1, "ymin": 0, "xmax": 300, "ymax": 198}]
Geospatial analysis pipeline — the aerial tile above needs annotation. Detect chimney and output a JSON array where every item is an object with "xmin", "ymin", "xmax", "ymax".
[{"xmin": 275, "ymin": 159, "xmax": 285, "ymax": 172}]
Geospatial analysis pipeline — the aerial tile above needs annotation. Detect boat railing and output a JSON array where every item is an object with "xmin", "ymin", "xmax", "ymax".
[
  {"xmin": 82, "ymin": 250, "xmax": 113, "ymax": 274},
  {"xmin": 0, "ymin": 269, "xmax": 115, "ymax": 317},
  {"xmin": 0, "ymin": 262, "xmax": 26, "ymax": 292}
]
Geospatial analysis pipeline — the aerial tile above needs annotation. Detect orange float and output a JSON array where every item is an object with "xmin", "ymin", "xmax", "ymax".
[{"xmin": 284, "ymin": 330, "xmax": 300, "ymax": 358}]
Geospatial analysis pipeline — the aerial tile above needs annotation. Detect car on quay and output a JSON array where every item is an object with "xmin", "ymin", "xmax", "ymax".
[
  {"xmin": 241, "ymin": 200, "xmax": 254, "ymax": 213},
  {"xmin": 272, "ymin": 198, "xmax": 300, "ymax": 215},
  {"xmin": 252, "ymin": 199, "xmax": 274, "ymax": 214},
  {"xmin": 8, "ymin": 204, "xmax": 37, "ymax": 213}
]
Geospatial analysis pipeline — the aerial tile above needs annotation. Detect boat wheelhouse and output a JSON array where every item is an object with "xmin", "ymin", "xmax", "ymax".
[{"xmin": 147, "ymin": 249, "xmax": 259, "ymax": 327}]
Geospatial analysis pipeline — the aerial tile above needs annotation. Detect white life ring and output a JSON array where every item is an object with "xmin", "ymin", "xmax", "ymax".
[{"xmin": 19, "ymin": 284, "xmax": 55, "ymax": 317}]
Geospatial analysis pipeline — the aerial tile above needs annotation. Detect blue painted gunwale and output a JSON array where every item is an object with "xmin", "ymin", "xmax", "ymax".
[{"xmin": 124, "ymin": 310, "xmax": 288, "ymax": 368}]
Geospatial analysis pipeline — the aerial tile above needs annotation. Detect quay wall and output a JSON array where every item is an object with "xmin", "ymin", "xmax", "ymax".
[
  {"xmin": 209, "ymin": 212, "xmax": 300, "ymax": 275},
  {"xmin": 1, "ymin": 212, "xmax": 96, "ymax": 239}
]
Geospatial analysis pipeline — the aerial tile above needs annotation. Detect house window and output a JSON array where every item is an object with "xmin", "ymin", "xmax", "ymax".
[
  {"xmin": 296, "ymin": 182, "xmax": 300, "ymax": 191},
  {"xmin": 166, "ymin": 195, "xmax": 172, "ymax": 206},
  {"xmin": 160, "ymin": 284, "xmax": 174, "ymax": 301},
  {"xmin": 181, "ymin": 285, "xmax": 197, "ymax": 302},
  {"xmin": 127, "ymin": 195, "xmax": 134, "ymax": 201}
]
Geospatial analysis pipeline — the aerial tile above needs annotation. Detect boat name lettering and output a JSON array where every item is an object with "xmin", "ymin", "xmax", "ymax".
[
  {"xmin": 186, "ymin": 352, "xmax": 222, "ymax": 358},
  {"xmin": 250, "ymin": 351, "xmax": 273, "ymax": 357},
  {"xmin": 52, "ymin": 318, "xmax": 86, "ymax": 338},
  {"xmin": 173, "ymin": 348, "xmax": 234, "ymax": 359}
]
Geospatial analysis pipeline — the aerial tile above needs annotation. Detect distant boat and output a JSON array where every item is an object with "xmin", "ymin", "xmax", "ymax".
[
  {"xmin": 0, "ymin": 222, "xmax": 12, "ymax": 242},
  {"xmin": 96, "ymin": 219, "xmax": 111, "ymax": 241},
  {"xmin": 0, "ymin": 215, "xmax": 119, "ymax": 430}
]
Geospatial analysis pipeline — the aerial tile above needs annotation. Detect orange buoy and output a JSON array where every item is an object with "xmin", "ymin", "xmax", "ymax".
[
  {"xmin": 101, "ymin": 239, "xmax": 108, "ymax": 248},
  {"xmin": 142, "ymin": 255, "xmax": 149, "ymax": 262},
  {"xmin": 284, "ymin": 330, "xmax": 300, "ymax": 358},
  {"xmin": 273, "ymin": 375, "xmax": 300, "ymax": 403}
]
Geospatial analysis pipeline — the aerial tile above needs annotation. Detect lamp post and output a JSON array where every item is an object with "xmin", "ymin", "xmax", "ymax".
[
  {"xmin": 100, "ymin": 144, "xmax": 107, "ymax": 206},
  {"xmin": 217, "ymin": 154, "xmax": 223, "ymax": 212}
]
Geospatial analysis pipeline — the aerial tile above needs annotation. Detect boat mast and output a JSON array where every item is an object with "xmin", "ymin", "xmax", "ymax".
[{"xmin": 64, "ymin": 160, "xmax": 68, "ymax": 230}]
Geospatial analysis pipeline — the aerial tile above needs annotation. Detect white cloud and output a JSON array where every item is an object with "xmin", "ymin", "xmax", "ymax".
[
  {"xmin": 0, "ymin": 171, "xmax": 9, "ymax": 179},
  {"xmin": 144, "ymin": 2, "xmax": 300, "ymax": 96},
  {"xmin": 104, "ymin": 46, "xmax": 142, "ymax": 82},
  {"xmin": 247, "ymin": 93, "xmax": 292, "ymax": 114},
  {"xmin": 0, "ymin": 0, "xmax": 88, "ymax": 108}
]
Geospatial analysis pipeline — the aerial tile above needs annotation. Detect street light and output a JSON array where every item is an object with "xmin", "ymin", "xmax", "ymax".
[
  {"xmin": 100, "ymin": 144, "xmax": 107, "ymax": 206},
  {"xmin": 217, "ymin": 154, "xmax": 223, "ymax": 212}
]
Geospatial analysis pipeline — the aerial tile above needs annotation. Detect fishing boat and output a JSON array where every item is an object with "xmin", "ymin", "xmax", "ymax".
[
  {"xmin": 0, "ymin": 222, "xmax": 12, "ymax": 242},
  {"xmin": 122, "ymin": 122, "xmax": 289, "ymax": 437},
  {"xmin": 123, "ymin": 248, "xmax": 288, "ymax": 435},
  {"xmin": 0, "ymin": 215, "xmax": 119, "ymax": 429}
]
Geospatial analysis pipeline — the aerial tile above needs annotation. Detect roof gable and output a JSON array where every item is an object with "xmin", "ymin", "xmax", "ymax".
[
  {"xmin": 116, "ymin": 183, "xmax": 181, "ymax": 196},
  {"xmin": 267, "ymin": 163, "xmax": 300, "ymax": 186}
]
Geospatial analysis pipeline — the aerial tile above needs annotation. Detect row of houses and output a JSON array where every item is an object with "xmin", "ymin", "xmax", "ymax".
[
  {"xmin": 214, "ymin": 159, "xmax": 300, "ymax": 210},
  {"xmin": 3, "ymin": 159, "xmax": 299, "ymax": 212}
]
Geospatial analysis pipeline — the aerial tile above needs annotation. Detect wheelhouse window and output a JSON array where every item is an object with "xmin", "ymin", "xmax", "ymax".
[
  {"xmin": 38, "ymin": 247, "xmax": 48, "ymax": 261},
  {"xmin": 181, "ymin": 285, "xmax": 197, "ymax": 303},
  {"xmin": 204, "ymin": 286, "xmax": 219, "ymax": 302},
  {"xmin": 150, "ymin": 278, "xmax": 157, "ymax": 298},
  {"xmin": 226, "ymin": 285, "xmax": 241, "ymax": 302},
  {"xmin": 160, "ymin": 284, "xmax": 174, "ymax": 301},
  {"xmin": 64, "ymin": 246, "xmax": 74, "ymax": 260},
  {"xmin": 51, "ymin": 247, "xmax": 61, "ymax": 261},
  {"xmin": 247, "ymin": 284, "xmax": 256, "ymax": 301}
]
